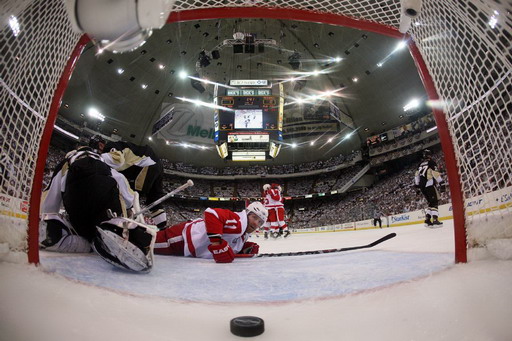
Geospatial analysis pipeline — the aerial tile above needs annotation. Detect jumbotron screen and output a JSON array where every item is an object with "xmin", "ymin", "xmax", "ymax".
[
  {"xmin": 234, "ymin": 109, "xmax": 263, "ymax": 129},
  {"xmin": 217, "ymin": 96, "xmax": 279, "ymax": 132}
]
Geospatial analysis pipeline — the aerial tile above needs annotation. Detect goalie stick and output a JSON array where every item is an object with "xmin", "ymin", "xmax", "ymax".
[
  {"xmin": 235, "ymin": 233, "xmax": 397, "ymax": 258},
  {"xmin": 134, "ymin": 179, "xmax": 194, "ymax": 218}
]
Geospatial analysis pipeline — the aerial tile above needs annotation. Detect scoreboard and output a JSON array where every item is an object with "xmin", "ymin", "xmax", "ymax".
[
  {"xmin": 218, "ymin": 96, "xmax": 279, "ymax": 131},
  {"xmin": 214, "ymin": 80, "xmax": 284, "ymax": 161}
]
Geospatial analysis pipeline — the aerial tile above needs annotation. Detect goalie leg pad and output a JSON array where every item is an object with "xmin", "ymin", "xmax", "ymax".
[
  {"xmin": 40, "ymin": 217, "xmax": 91, "ymax": 253},
  {"xmin": 92, "ymin": 227, "xmax": 154, "ymax": 273}
]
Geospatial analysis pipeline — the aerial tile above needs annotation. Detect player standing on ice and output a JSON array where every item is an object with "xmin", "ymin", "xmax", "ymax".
[
  {"xmin": 262, "ymin": 183, "xmax": 290, "ymax": 238},
  {"xmin": 154, "ymin": 202, "xmax": 268, "ymax": 263},
  {"xmin": 414, "ymin": 149, "xmax": 445, "ymax": 227},
  {"xmin": 40, "ymin": 145, "xmax": 156, "ymax": 272},
  {"xmin": 89, "ymin": 135, "xmax": 168, "ymax": 229}
]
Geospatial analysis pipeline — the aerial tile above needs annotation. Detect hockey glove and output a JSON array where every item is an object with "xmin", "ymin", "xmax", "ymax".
[
  {"xmin": 414, "ymin": 185, "xmax": 421, "ymax": 195},
  {"xmin": 439, "ymin": 182, "xmax": 447, "ymax": 193},
  {"xmin": 208, "ymin": 239, "xmax": 235, "ymax": 263},
  {"xmin": 241, "ymin": 241, "xmax": 260, "ymax": 254}
]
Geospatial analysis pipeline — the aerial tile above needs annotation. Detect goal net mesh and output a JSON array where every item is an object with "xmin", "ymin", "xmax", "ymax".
[{"xmin": 1, "ymin": 0, "xmax": 510, "ymax": 257}]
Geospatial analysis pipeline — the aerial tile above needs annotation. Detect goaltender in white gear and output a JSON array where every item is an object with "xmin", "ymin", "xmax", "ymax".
[{"xmin": 41, "ymin": 147, "xmax": 156, "ymax": 272}]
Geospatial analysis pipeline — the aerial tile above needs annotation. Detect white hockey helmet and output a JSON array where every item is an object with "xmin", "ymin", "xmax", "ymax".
[
  {"xmin": 263, "ymin": 183, "xmax": 271, "ymax": 191},
  {"xmin": 246, "ymin": 202, "xmax": 268, "ymax": 223}
]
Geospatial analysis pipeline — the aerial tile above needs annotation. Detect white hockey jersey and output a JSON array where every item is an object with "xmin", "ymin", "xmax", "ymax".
[
  {"xmin": 263, "ymin": 188, "xmax": 284, "ymax": 208},
  {"xmin": 182, "ymin": 208, "xmax": 250, "ymax": 259},
  {"xmin": 42, "ymin": 149, "xmax": 135, "ymax": 215}
]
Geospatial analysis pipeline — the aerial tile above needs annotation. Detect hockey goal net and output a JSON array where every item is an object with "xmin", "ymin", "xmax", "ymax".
[{"xmin": 1, "ymin": 0, "xmax": 511, "ymax": 263}]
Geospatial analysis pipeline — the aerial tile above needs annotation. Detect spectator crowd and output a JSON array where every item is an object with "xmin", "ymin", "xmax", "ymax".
[{"xmin": 41, "ymin": 140, "xmax": 456, "ymax": 230}]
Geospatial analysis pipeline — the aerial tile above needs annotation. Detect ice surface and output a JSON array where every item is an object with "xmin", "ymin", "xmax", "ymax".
[
  {"xmin": 1, "ymin": 221, "xmax": 512, "ymax": 341},
  {"xmin": 41, "ymin": 250, "xmax": 453, "ymax": 302}
]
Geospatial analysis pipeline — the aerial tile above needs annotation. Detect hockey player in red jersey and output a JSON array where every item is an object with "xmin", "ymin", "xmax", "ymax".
[
  {"xmin": 154, "ymin": 202, "xmax": 268, "ymax": 263},
  {"xmin": 262, "ymin": 183, "xmax": 290, "ymax": 238}
]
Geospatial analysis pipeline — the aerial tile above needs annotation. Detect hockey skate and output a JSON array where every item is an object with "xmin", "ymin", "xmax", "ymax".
[
  {"xmin": 271, "ymin": 231, "xmax": 280, "ymax": 239},
  {"xmin": 283, "ymin": 230, "xmax": 291, "ymax": 238},
  {"xmin": 424, "ymin": 219, "xmax": 434, "ymax": 227},
  {"xmin": 431, "ymin": 220, "xmax": 444, "ymax": 228},
  {"xmin": 264, "ymin": 231, "xmax": 269, "ymax": 239}
]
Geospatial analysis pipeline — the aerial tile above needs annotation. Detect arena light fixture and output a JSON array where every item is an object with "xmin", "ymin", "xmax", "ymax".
[
  {"xmin": 88, "ymin": 108, "xmax": 105, "ymax": 121},
  {"xmin": 395, "ymin": 40, "xmax": 408, "ymax": 51},
  {"xmin": 9, "ymin": 15, "xmax": 20, "ymax": 37},
  {"xmin": 117, "ymin": 68, "xmax": 124, "ymax": 74},
  {"xmin": 403, "ymin": 98, "xmax": 420, "ymax": 111},
  {"xmin": 176, "ymin": 96, "xmax": 234, "ymax": 111},
  {"xmin": 178, "ymin": 70, "xmax": 188, "ymax": 79},
  {"xmin": 488, "ymin": 10, "xmax": 499, "ymax": 29}
]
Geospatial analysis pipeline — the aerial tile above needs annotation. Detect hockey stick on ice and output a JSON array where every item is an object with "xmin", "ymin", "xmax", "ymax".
[
  {"xmin": 133, "ymin": 179, "xmax": 194, "ymax": 217},
  {"xmin": 235, "ymin": 233, "xmax": 397, "ymax": 258}
]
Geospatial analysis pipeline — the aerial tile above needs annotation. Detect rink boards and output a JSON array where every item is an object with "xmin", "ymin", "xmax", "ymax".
[{"xmin": 294, "ymin": 186, "xmax": 512, "ymax": 233}]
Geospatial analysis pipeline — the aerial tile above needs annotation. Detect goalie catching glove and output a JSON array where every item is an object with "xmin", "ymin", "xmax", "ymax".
[{"xmin": 208, "ymin": 239, "xmax": 235, "ymax": 263}]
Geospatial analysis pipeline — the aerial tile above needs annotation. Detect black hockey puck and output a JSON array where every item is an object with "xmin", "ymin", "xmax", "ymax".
[{"xmin": 230, "ymin": 316, "xmax": 265, "ymax": 337}]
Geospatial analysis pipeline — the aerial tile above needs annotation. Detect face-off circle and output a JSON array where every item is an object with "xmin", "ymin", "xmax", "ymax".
[{"xmin": 230, "ymin": 316, "xmax": 265, "ymax": 337}]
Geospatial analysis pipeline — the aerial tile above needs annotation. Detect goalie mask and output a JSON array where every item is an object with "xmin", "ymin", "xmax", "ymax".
[{"xmin": 89, "ymin": 135, "xmax": 106, "ymax": 152}]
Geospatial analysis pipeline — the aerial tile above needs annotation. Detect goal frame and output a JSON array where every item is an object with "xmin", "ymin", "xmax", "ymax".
[{"xmin": 26, "ymin": 7, "xmax": 467, "ymax": 264}]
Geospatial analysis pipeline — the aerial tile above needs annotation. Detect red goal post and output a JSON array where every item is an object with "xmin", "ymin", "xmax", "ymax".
[{"xmin": 1, "ymin": 0, "xmax": 510, "ymax": 264}]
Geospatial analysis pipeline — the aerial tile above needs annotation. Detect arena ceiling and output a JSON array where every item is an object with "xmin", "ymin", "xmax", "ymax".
[{"xmin": 58, "ymin": 17, "xmax": 428, "ymax": 167}]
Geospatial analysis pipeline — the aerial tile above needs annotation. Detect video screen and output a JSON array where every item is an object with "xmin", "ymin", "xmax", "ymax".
[{"xmin": 234, "ymin": 109, "xmax": 263, "ymax": 129}]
